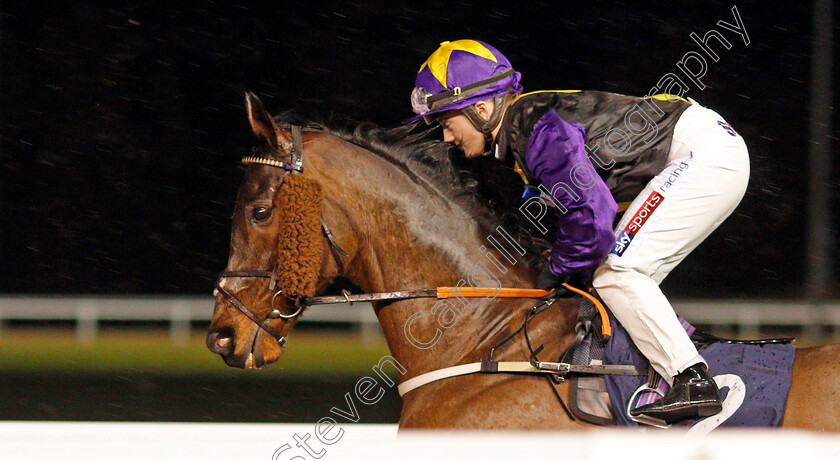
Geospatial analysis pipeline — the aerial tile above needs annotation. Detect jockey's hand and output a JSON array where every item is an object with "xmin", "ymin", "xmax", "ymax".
[{"xmin": 535, "ymin": 266, "xmax": 570, "ymax": 299}]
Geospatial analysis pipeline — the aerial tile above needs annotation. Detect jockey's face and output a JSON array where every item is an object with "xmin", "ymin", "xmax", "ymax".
[{"xmin": 436, "ymin": 110, "xmax": 485, "ymax": 158}]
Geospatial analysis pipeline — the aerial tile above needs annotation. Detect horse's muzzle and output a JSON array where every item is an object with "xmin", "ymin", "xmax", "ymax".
[{"xmin": 206, "ymin": 326, "xmax": 235, "ymax": 357}]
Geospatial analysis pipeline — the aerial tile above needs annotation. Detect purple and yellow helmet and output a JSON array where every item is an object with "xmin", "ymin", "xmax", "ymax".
[{"xmin": 408, "ymin": 40, "xmax": 522, "ymax": 123}]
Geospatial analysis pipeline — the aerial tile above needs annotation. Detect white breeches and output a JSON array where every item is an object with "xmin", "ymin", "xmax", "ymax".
[{"xmin": 592, "ymin": 103, "xmax": 750, "ymax": 383}]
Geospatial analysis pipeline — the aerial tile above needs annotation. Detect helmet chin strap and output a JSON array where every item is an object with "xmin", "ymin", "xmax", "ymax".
[{"xmin": 461, "ymin": 93, "xmax": 512, "ymax": 155}]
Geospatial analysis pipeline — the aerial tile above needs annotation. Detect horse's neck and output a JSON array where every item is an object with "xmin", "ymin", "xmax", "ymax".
[
  {"xmin": 361, "ymin": 228, "xmax": 544, "ymax": 377},
  {"xmin": 305, "ymin": 133, "xmax": 584, "ymax": 427},
  {"xmin": 312, "ymin": 132, "xmax": 532, "ymax": 292},
  {"xmin": 313, "ymin": 136, "xmax": 554, "ymax": 376}
]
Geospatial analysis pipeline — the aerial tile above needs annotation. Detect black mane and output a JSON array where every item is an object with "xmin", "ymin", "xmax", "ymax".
[{"xmin": 278, "ymin": 114, "xmax": 554, "ymax": 270}]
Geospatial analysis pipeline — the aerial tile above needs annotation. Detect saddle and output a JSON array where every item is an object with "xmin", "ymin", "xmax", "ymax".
[
  {"xmin": 380, "ymin": 284, "xmax": 795, "ymax": 432},
  {"xmin": 565, "ymin": 294, "xmax": 796, "ymax": 429}
]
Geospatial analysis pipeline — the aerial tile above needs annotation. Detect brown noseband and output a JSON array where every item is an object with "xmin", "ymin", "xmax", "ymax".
[
  {"xmin": 214, "ymin": 270, "xmax": 294, "ymax": 345},
  {"xmin": 215, "ymin": 125, "xmax": 346, "ymax": 345}
]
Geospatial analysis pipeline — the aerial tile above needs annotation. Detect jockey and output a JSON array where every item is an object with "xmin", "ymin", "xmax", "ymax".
[{"xmin": 407, "ymin": 39, "xmax": 750, "ymax": 425}]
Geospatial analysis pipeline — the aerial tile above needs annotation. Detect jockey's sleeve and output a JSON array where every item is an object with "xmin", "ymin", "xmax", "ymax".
[{"xmin": 525, "ymin": 110, "xmax": 618, "ymax": 279}]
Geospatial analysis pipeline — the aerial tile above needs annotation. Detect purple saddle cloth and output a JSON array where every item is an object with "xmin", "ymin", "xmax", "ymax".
[{"xmin": 602, "ymin": 310, "xmax": 796, "ymax": 427}]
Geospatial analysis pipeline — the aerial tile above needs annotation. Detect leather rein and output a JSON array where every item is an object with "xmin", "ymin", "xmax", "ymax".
[
  {"xmin": 215, "ymin": 125, "xmax": 646, "ymax": 415},
  {"xmin": 213, "ymin": 125, "xmax": 513, "ymax": 345},
  {"xmin": 214, "ymin": 124, "xmax": 563, "ymax": 346}
]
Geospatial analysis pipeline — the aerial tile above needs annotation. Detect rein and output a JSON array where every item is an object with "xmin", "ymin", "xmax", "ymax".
[
  {"xmin": 217, "ymin": 124, "xmax": 642, "ymax": 412},
  {"xmin": 302, "ymin": 286, "xmax": 554, "ymax": 306},
  {"xmin": 215, "ymin": 124, "xmax": 566, "ymax": 346}
]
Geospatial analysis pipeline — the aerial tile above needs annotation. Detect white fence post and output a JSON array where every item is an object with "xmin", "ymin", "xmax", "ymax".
[
  {"xmin": 76, "ymin": 302, "xmax": 98, "ymax": 343},
  {"xmin": 169, "ymin": 302, "xmax": 192, "ymax": 344}
]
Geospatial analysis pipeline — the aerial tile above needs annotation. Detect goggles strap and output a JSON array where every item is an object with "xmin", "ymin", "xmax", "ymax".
[{"xmin": 426, "ymin": 68, "xmax": 516, "ymax": 111}]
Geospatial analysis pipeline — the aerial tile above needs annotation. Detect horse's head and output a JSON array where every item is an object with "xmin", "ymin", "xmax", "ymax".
[
  {"xmin": 208, "ymin": 93, "xmax": 552, "ymax": 373},
  {"xmin": 207, "ymin": 92, "xmax": 339, "ymax": 369}
]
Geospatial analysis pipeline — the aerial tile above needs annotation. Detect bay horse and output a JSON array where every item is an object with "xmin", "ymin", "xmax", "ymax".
[{"xmin": 207, "ymin": 93, "xmax": 840, "ymax": 431}]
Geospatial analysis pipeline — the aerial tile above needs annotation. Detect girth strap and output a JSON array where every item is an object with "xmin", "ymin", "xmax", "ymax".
[{"xmin": 397, "ymin": 360, "xmax": 647, "ymax": 396}]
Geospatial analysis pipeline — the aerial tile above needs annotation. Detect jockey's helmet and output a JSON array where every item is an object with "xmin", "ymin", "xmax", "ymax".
[{"xmin": 407, "ymin": 40, "xmax": 522, "ymax": 133}]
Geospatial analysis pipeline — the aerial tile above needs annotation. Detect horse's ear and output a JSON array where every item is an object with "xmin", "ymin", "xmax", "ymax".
[{"xmin": 245, "ymin": 92, "xmax": 293, "ymax": 151}]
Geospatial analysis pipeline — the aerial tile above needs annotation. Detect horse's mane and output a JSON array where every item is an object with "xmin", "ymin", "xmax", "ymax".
[{"xmin": 277, "ymin": 114, "xmax": 554, "ymax": 270}]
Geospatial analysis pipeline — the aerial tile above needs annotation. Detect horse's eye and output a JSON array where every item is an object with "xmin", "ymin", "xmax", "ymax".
[{"xmin": 251, "ymin": 206, "xmax": 272, "ymax": 222}]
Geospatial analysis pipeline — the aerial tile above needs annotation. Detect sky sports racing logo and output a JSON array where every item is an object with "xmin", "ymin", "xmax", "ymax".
[{"xmin": 611, "ymin": 191, "xmax": 664, "ymax": 256}]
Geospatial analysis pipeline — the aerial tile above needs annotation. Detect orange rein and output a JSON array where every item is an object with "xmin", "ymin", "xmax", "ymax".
[{"xmin": 436, "ymin": 284, "xmax": 612, "ymax": 337}]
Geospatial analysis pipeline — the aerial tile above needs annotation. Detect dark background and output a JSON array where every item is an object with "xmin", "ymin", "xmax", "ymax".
[
  {"xmin": 1, "ymin": 0, "xmax": 838, "ymax": 298},
  {"xmin": 0, "ymin": 372, "xmax": 403, "ymax": 422}
]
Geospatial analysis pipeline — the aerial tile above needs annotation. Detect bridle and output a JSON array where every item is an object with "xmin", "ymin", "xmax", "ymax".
[
  {"xmin": 214, "ymin": 125, "xmax": 347, "ymax": 346},
  {"xmin": 211, "ymin": 124, "xmax": 562, "ymax": 348},
  {"xmin": 213, "ymin": 123, "xmax": 553, "ymax": 346},
  {"xmin": 212, "ymin": 123, "xmax": 649, "ymax": 409},
  {"xmin": 213, "ymin": 123, "xmax": 450, "ymax": 346}
]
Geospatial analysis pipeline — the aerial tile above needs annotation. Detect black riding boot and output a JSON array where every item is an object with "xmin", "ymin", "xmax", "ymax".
[{"xmin": 630, "ymin": 363, "xmax": 722, "ymax": 425}]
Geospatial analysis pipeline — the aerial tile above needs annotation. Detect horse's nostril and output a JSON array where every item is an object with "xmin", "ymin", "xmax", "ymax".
[
  {"xmin": 216, "ymin": 335, "xmax": 231, "ymax": 350},
  {"xmin": 207, "ymin": 328, "xmax": 235, "ymax": 355}
]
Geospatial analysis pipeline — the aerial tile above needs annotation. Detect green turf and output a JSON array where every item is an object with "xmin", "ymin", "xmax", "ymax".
[{"xmin": 0, "ymin": 329, "xmax": 393, "ymax": 377}]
